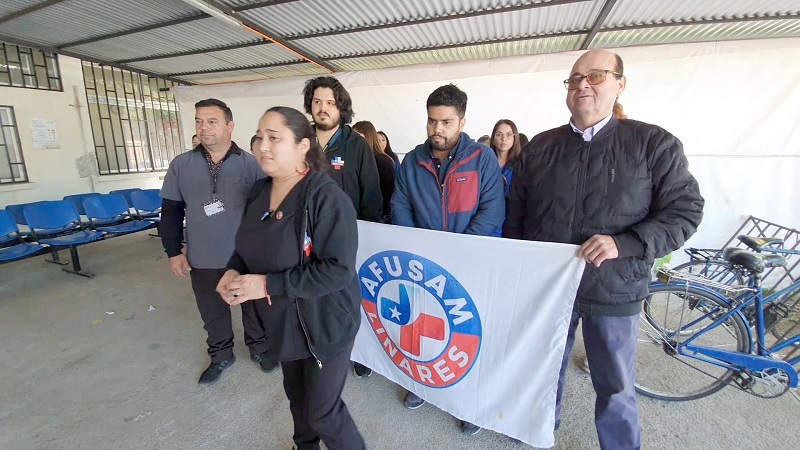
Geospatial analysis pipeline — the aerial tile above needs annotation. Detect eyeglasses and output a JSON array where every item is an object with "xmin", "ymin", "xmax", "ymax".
[{"xmin": 563, "ymin": 70, "xmax": 622, "ymax": 90}]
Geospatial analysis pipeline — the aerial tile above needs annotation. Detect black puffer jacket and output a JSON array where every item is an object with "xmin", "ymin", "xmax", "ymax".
[{"xmin": 504, "ymin": 117, "xmax": 704, "ymax": 316}]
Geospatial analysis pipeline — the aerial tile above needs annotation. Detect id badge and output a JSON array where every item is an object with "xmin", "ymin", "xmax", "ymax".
[{"xmin": 203, "ymin": 199, "xmax": 225, "ymax": 217}]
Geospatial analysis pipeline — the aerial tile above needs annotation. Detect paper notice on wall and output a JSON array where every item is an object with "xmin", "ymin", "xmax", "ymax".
[{"xmin": 30, "ymin": 118, "xmax": 60, "ymax": 149}]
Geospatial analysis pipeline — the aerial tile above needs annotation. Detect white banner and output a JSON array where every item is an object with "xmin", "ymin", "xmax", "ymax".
[{"xmin": 352, "ymin": 222, "xmax": 585, "ymax": 448}]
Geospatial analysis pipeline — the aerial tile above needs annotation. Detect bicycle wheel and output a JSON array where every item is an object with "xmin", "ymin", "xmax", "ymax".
[
  {"xmin": 636, "ymin": 284, "xmax": 751, "ymax": 401},
  {"xmin": 672, "ymin": 259, "xmax": 745, "ymax": 286}
]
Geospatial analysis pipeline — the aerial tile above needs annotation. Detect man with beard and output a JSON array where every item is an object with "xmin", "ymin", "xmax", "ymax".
[
  {"xmin": 390, "ymin": 84, "xmax": 505, "ymax": 436},
  {"xmin": 302, "ymin": 76, "xmax": 382, "ymax": 223},
  {"xmin": 302, "ymin": 76, "xmax": 382, "ymax": 380}
]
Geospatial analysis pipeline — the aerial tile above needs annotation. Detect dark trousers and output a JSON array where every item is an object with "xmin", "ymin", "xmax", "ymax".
[
  {"xmin": 282, "ymin": 342, "xmax": 365, "ymax": 450},
  {"xmin": 555, "ymin": 310, "xmax": 641, "ymax": 450},
  {"xmin": 189, "ymin": 268, "xmax": 270, "ymax": 363}
]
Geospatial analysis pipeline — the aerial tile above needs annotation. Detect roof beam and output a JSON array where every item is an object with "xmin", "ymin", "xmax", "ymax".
[
  {"xmin": 166, "ymin": 60, "xmax": 306, "ymax": 77},
  {"xmin": 0, "ymin": 32, "xmax": 194, "ymax": 85},
  {"xmin": 172, "ymin": 0, "xmax": 334, "ymax": 73},
  {"xmin": 116, "ymin": 40, "xmax": 267, "ymax": 64},
  {"xmin": 0, "ymin": 0, "xmax": 66, "ymax": 26},
  {"xmin": 235, "ymin": 0, "xmax": 299, "ymax": 12},
  {"xmin": 58, "ymin": 15, "xmax": 206, "ymax": 49},
  {"xmin": 57, "ymin": 0, "xmax": 298, "ymax": 49},
  {"xmin": 285, "ymin": 0, "xmax": 591, "ymax": 41},
  {"xmin": 108, "ymin": 0, "xmax": 585, "ymax": 69},
  {"xmin": 580, "ymin": 0, "xmax": 618, "ymax": 49}
]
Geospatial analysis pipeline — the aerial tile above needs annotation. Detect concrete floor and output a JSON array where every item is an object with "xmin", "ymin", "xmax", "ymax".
[{"xmin": 1, "ymin": 232, "xmax": 799, "ymax": 449}]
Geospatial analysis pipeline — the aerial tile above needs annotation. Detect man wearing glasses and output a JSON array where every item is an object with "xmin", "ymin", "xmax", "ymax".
[{"xmin": 504, "ymin": 50, "xmax": 704, "ymax": 449}]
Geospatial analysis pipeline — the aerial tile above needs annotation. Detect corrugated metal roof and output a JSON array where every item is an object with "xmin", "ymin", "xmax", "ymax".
[
  {"xmin": 241, "ymin": 0, "xmax": 593, "ymax": 37},
  {"xmin": 1, "ymin": 0, "xmax": 799, "ymax": 85},
  {"xmin": 128, "ymin": 43, "xmax": 302, "ymax": 75},
  {"xmin": 329, "ymin": 35, "xmax": 585, "ymax": 72},
  {"xmin": 591, "ymin": 19, "xmax": 800, "ymax": 48},
  {"xmin": 0, "ymin": 0, "xmax": 200, "ymax": 47},
  {"xmin": 68, "ymin": 17, "xmax": 260, "ymax": 62},
  {"xmin": 0, "ymin": 0, "xmax": 41, "ymax": 18},
  {"xmin": 605, "ymin": 0, "xmax": 800, "ymax": 27},
  {"xmin": 291, "ymin": 3, "xmax": 599, "ymax": 59}
]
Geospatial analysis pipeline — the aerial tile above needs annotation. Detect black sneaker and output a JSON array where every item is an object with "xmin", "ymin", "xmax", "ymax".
[
  {"xmin": 403, "ymin": 391, "xmax": 425, "ymax": 409},
  {"xmin": 251, "ymin": 351, "xmax": 278, "ymax": 373},
  {"xmin": 461, "ymin": 421, "xmax": 481, "ymax": 436},
  {"xmin": 198, "ymin": 356, "xmax": 236, "ymax": 384},
  {"xmin": 353, "ymin": 362, "xmax": 373, "ymax": 378}
]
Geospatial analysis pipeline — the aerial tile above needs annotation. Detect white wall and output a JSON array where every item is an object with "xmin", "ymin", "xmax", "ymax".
[
  {"xmin": 0, "ymin": 56, "xmax": 164, "ymax": 208},
  {"xmin": 172, "ymin": 38, "xmax": 800, "ymax": 252}
]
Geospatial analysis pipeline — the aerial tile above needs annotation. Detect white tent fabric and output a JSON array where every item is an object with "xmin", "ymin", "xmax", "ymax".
[{"xmin": 172, "ymin": 37, "xmax": 800, "ymax": 251}]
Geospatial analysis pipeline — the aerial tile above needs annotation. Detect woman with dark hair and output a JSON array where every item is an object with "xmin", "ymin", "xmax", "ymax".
[
  {"xmin": 377, "ymin": 130, "xmax": 401, "ymax": 170},
  {"xmin": 217, "ymin": 106, "xmax": 365, "ymax": 450},
  {"xmin": 353, "ymin": 121, "xmax": 395, "ymax": 222},
  {"xmin": 490, "ymin": 119, "xmax": 522, "ymax": 196}
]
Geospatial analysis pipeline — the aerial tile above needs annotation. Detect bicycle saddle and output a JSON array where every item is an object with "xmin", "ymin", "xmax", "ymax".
[
  {"xmin": 723, "ymin": 247, "xmax": 787, "ymax": 273},
  {"xmin": 738, "ymin": 235, "xmax": 783, "ymax": 252}
]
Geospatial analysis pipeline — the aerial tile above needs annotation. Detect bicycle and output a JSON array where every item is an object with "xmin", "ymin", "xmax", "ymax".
[
  {"xmin": 671, "ymin": 235, "xmax": 797, "ymax": 285},
  {"xmin": 635, "ymin": 248, "xmax": 800, "ymax": 401},
  {"xmin": 667, "ymin": 235, "xmax": 800, "ymax": 336}
]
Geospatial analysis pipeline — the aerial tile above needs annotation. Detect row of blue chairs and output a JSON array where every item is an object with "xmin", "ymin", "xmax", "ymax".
[
  {"xmin": 6, "ymin": 189, "xmax": 161, "ymax": 228},
  {"xmin": 1, "ymin": 189, "xmax": 163, "ymax": 278}
]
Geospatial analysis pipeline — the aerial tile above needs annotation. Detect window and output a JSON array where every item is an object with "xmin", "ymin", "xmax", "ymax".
[
  {"xmin": 82, "ymin": 62, "xmax": 185, "ymax": 175},
  {"xmin": 0, "ymin": 42, "xmax": 62, "ymax": 91},
  {"xmin": 0, "ymin": 106, "xmax": 28, "ymax": 184}
]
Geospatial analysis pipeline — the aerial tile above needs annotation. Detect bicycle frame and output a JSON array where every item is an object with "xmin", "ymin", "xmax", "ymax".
[
  {"xmin": 683, "ymin": 245, "xmax": 800, "ymax": 292},
  {"xmin": 653, "ymin": 280, "xmax": 800, "ymax": 387}
]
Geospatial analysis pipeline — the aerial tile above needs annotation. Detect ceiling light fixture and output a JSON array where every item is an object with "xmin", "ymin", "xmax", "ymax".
[{"xmin": 180, "ymin": 0, "xmax": 242, "ymax": 28}]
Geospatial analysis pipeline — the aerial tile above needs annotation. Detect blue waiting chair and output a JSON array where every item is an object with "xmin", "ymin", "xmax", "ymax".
[
  {"xmin": 0, "ymin": 210, "xmax": 49, "ymax": 263},
  {"xmin": 129, "ymin": 189, "xmax": 162, "ymax": 221},
  {"xmin": 0, "ymin": 209, "xmax": 18, "ymax": 247},
  {"xmin": 5, "ymin": 201, "xmax": 71, "ymax": 266},
  {"xmin": 23, "ymin": 201, "xmax": 104, "ymax": 277},
  {"xmin": 109, "ymin": 188, "xmax": 143, "ymax": 208},
  {"xmin": 63, "ymin": 193, "xmax": 102, "ymax": 215},
  {"xmin": 83, "ymin": 194, "xmax": 156, "ymax": 236}
]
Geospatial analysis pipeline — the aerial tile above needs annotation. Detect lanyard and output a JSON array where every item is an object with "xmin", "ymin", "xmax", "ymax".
[{"xmin": 202, "ymin": 148, "xmax": 231, "ymax": 200}]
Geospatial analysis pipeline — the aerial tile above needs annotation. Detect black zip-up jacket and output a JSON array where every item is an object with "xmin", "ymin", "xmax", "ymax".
[
  {"xmin": 324, "ymin": 124, "xmax": 383, "ymax": 222},
  {"xmin": 504, "ymin": 117, "xmax": 704, "ymax": 316},
  {"xmin": 229, "ymin": 171, "xmax": 361, "ymax": 364}
]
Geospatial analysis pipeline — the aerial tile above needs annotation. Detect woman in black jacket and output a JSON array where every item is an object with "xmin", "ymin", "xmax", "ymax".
[
  {"xmin": 217, "ymin": 106, "xmax": 364, "ymax": 450},
  {"xmin": 353, "ymin": 120, "xmax": 395, "ymax": 223}
]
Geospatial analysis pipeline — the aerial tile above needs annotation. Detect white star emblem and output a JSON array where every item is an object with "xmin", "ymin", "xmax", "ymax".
[{"xmin": 390, "ymin": 306, "xmax": 402, "ymax": 320}]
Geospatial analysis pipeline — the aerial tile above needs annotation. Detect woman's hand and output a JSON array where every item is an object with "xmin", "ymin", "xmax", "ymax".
[
  {"xmin": 216, "ymin": 269, "xmax": 241, "ymax": 303},
  {"xmin": 220, "ymin": 273, "xmax": 268, "ymax": 305}
]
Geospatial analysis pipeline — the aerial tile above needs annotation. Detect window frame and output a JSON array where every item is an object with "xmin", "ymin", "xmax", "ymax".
[
  {"xmin": 0, "ymin": 42, "xmax": 62, "ymax": 91},
  {"xmin": 0, "ymin": 105, "xmax": 29, "ymax": 185},
  {"xmin": 82, "ymin": 61, "xmax": 186, "ymax": 176}
]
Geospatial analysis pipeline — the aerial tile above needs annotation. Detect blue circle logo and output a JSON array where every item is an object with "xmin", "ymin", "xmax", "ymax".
[{"xmin": 358, "ymin": 251, "xmax": 482, "ymax": 387}]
